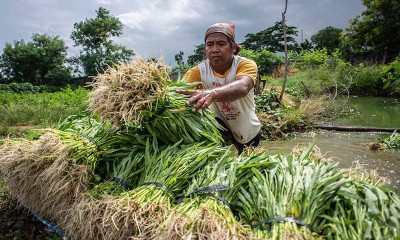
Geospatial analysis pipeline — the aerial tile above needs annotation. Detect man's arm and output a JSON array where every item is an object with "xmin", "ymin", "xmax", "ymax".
[{"xmin": 176, "ymin": 75, "xmax": 254, "ymax": 112}]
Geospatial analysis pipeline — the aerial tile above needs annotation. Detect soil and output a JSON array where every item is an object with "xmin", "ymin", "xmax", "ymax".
[{"xmin": 0, "ymin": 184, "xmax": 61, "ymax": 240}]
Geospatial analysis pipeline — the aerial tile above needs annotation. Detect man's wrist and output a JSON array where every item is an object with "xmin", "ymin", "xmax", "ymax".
[{"xmin": 209, "ymin": 89, "xmax": 218, "ymax": 102}]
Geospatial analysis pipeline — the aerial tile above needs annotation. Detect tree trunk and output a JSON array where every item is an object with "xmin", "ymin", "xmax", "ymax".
[{"xmin": 279, "ymin": 0, "xmax": 289, "ymax": 103}]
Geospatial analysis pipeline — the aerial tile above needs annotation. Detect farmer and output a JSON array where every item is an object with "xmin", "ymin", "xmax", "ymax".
[{"xmin": 177, "ymin": 22, "xmax": 261, "ymax": 154}]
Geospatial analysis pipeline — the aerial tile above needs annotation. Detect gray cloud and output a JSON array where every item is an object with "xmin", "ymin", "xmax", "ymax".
[{"xmin": 0, "ymin": 0, "xmax": 365, "ymax": 66}]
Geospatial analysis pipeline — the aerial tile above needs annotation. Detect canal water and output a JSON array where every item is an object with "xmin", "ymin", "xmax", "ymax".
[
  {"xmin": 333, "ymin": 96, "xmax": 400, "ymax": 128},
  {"xmin": 261, "ymin": 96, "xmax": 400, "ymax": 191}
]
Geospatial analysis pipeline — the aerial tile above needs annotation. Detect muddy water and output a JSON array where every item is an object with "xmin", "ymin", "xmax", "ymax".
[{"xmin": 260, "ymin": 96, "xmax": 400, "ymax": 191}]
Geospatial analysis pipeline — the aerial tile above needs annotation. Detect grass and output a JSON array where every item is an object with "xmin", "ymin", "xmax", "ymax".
[
  {"xmin": 0, "ymin": 87, "xmax": 89, "ymax": 138},
  {"xmin": 267, "ymin": 67, "xmax": 335, "ymax": 96},
  {"xmin": 269, "ymin": 63, "xmax": 391, "ymax": 98}
]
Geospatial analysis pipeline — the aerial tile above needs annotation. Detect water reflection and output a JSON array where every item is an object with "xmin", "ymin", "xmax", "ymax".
[{"xmin": 333, "ymin": 96, "xmax": 400, "ymax": 128}]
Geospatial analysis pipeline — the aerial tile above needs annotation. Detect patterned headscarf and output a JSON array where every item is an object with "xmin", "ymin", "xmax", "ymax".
[{"xmin": 204, "ymin": 23, "xmax": 241, "ymax": 54}]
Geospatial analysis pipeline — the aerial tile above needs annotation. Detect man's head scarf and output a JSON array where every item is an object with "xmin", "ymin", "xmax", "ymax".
[{"xmin": 204, "ymin": 23, "xmax": 241, "ymax": 54}]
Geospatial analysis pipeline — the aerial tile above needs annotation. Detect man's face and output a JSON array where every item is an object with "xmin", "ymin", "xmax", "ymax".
[{"xmin": 205, "ymin": 33, "xmax": 235, "ymax": 71}]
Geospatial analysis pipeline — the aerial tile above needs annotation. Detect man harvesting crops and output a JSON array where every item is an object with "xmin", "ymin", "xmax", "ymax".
[{"xmin": 177, "ymin": 23, "xmax": 261, "ymax": 154}]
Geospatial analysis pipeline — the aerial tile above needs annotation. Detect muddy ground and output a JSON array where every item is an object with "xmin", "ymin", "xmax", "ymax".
[{"xmin": 0, "ymin": 182, "xmax": 61, "ymax": 240}]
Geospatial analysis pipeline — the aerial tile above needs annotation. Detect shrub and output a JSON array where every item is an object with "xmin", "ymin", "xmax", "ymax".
[
  {"xmin": 293, "ymin": 49, "xmax": 329, "ymax": 69},
  {"xmin": 378, "ymin": 131, "xmax": 400, "ymax": 149},
  {"xmin": 382, "ymin": 56, "xmax": 400, "ymax": 95},
  {"xmin": 0, "ymin": 84, "xmax": 12, "ymax": 92},
  {"xmin": 239, "ymin": 49, "xmax": 283, "ymax": 75},
  {"xmin": 8, "ymin": 82, "xmax": 34, "ymax": 93},
  {"xmin": 0, "ymin": 83, "xmax": 61, "ymax": 93},
  {"xmin": 350, "ymin": 65, "xmax": 385, "ymax": 96}
]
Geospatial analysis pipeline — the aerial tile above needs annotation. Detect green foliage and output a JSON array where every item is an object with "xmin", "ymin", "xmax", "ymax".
[
  {"xmin": 71, "ymin": 7, "xmax": 122, "ymax": 50},
  {"xmin": 382, "ymin": 56, "xmax": 400, "ymax": 95},
  {"xmin": 239, "ymin": 48, "xmax": 283, "ymax": 75},
  {"xmin": 187, "ymin": 43, "xmax": 205, "ymax": 66},
  {"xmin": 311, "ymin": 26, "xmax": 343, "ymax": 54},
  {"xmin": 0, "ymin": 84, "xmax": 12, "ymax": 92},
  {"xmin": 71, "ymin": 7, "xmax": 134, "ymax": 77},
  {"xmin": 0, "ymin": 82, "xmax": 62, "ymax": 93},
  {"xmin": 255, "ymin": 90, "xmax": 280, "ymax": 113},
  {"xmin": 293, "ymin": 48, "xmax": 329, "ymax": 69},
  {"xmin": 170, "ymin": 51, "xmax": 191, "ymax": 80},
  {"xmin": 8, "ymin": 82, "xmax": 35, "ymax": 93},
  {"xmin": 240, "ymin": 21, "xmax": 299, "ymax": 53},
  {"xmin": 286, "ymin": 51, "xmax": 398, "ymax": 96},
  {"xmin": 285, "ymin": 49, "xmax": 356, "ymax": 96},
  {"xmin": 0, "ymin": 33, "xmax": 71, "ymax": 85},
  {"xmin": 255, "ymin": 90, "xmax": 311, "ymax": 140},
  {"xmin": 174, "ymin": 51, "xmax": 184, "ymax": 66},
  {"xmin": 350, "ymin": 64, "xmax": 386, "ymax": 95},
  {"xmin": 292, "ymin": 49, "xmax": 357, "ymax": 91},
  {"xmin": 300, "ymin": 39, "xmax": 313, "ymax": 51},
  {"xmin": 343, "ymin": 0, "xmax": 400, "ymax": 63},
  {"xmin": 0, "ymin": 87, "xmax": 89, "ymax": 126},
  {"xmin": 378, "ymin": 131, "xmax": 400, "ymax": 149},
  {"xmin": 169, "ymin": 64, "xmax": 190, "ymax": 81},
  {"xmin": 282, "ymin": 68, "xmax": 331, "ymax": 95}
]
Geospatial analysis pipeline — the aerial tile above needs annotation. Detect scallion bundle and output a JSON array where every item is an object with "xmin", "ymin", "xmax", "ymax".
[
  {"xmin": 88, "ymin": 58, "xmax": 223, "ymax": 145},
  {"xmin": 322, "ymin": 168, "xmax": 400, "ymax": 239},
  {"xmin": 231, "ymin": 143, "xmax": 348, "ymax": 239},
  {"xmin": 161, "ymin": 147, "xmax": 252, "ymax": 239},
  {"xmin": 54, "ymin": 114, "xmax": 117, "ymax": 171}
]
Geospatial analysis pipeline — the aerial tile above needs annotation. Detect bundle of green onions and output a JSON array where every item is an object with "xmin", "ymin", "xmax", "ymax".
[
  {"xmin": 52, "ymin": 114, "xmax": 117, "ymax": 170},
  {"xmin": 89, "ymin": 58, "xmax": 168, "ymax": 126},
  {"xmin": 83, "ymin": 139, "xmax": 225, "ymax": 239},
  {"xmin": 231, "ymin": 143, "xmax": 349, "ymax": 239},
  {"xmin": 88, "ymin": 58, "xmax": 223, "ymax": 145},
  {"xmin": 159, "ymin": 145, "xmax": 250, "ymax": 239},
  {"xmin": 143, "ymin": 83, "xmax": 223, "ymax": 145},
  {"xmin": 130, "ymin": 139, "xmax": 224, "ymax": 207},
  {"xmin": 0, "ymin": 132, "xmax": 93, "ymax": 228},
  {"xmin": 322, "ymin": 168, "xmax": 400, "ymax": 239}
]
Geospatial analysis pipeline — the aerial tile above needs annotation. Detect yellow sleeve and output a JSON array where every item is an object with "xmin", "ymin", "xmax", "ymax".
[
  {"xmin": 237, "ymin": 59, "xmax": 258, "ymax": 85},
  {"xmin": 181, "ymin": 66, "xmax": 203, "ymax": 89},
  {"xmin": 182, "ymin": 66, "xmax": 201, "ymax": 83}
]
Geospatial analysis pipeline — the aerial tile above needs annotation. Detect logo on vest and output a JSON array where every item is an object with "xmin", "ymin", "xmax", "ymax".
[{"xmin": 220, "ymin": 102, "xmax": 240, "ymax": 120}]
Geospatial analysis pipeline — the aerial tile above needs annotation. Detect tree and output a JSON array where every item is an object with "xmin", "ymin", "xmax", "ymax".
[
  {"xmin": 311, "ymin": 26, "xmax": 343, "ymax": 54},
  {"xmin": 300, "ymin": 39, "xmax": 313, "ymax": 51},
  {"xmin": 187, "ymin": 43, "xmax": 205, "ymax": 66},
  {"xmin": 0, "ymin": 33, "xmax": 71, "ymax": 85},
  {"xmin": 174, "ymin": 51, "xmax": 184, "ymax": 66},
  {"xmin": 240, "ymin": 21, "xmax": 299, "ymax": 53},
  {"xmin": 170, "ymin": 51, "xmax": 190, "ymax": 80},
  {"xmin": 343, "ymin": 0, "xmax": 400, "ymax": 63},
  {"xmin": 71, "ymin": 7, "xmax": 134, "ymax": 77}
]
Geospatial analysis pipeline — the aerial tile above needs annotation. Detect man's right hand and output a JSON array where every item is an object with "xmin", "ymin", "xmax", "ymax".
[{"xmin": 176, "ymin": 89, "xmax": 216, "ymax": 112}]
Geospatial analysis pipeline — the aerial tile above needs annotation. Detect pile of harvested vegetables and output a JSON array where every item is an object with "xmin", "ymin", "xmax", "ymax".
[{"xmin": 0, "ymin": 58, "xmax": 399, "ymax": 240}]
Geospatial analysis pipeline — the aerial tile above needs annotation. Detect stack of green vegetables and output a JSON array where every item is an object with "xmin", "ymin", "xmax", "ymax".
[
  {"xmin": 88, "ymin": 58, "xmax": 223, "ymax": 145},
  {"xmin": 1, "ymin": 58, "xmax": 399, "ymax": 240}
]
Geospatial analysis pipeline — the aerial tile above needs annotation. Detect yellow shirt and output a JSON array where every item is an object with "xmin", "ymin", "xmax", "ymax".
[{"xmin": 182, "ymin": 58, "xmax": 258, "ymax": 87}]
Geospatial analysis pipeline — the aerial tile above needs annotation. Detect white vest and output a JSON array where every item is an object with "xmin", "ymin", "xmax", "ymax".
[{"xmin": 198, "ymin": 56, "xmax": 261, "ymax": 144}]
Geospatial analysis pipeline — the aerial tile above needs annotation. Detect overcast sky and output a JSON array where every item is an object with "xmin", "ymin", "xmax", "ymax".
[{"xmin": 0, "ymin": 0, "xmax": 365, "ymax": 66}]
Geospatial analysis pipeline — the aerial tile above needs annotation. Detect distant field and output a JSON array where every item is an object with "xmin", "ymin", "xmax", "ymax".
[{"xmin": 0, "ymin": 87, "xmax": 89, "ymax": 138}]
